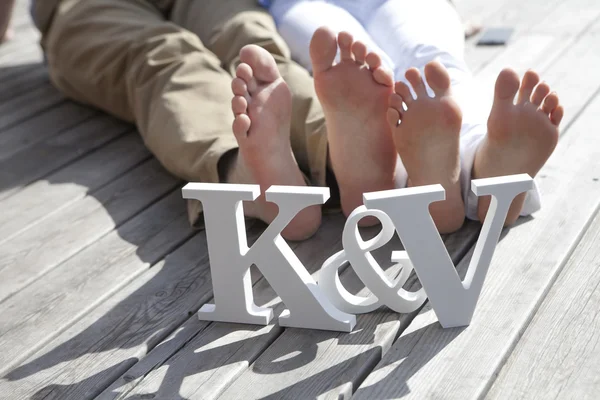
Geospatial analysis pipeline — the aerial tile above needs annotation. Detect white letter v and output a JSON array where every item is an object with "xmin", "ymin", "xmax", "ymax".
[{"xmin": 363, "ymin": 174, "xmax": 533, "ymax": 328}]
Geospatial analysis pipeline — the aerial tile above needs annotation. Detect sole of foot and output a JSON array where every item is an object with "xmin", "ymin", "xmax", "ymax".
[
  {"xmin": 387, "ymin": 61, "xmax": 465, "ymax": 233},
  {"xmin": 230, "ymin": 44, "xmax": 322, "ymax": 241},
  {"xmin": 474, "ymin": 68, "xmax": 563, "ymax": 225},
  {"xmin": 309, "ymin": 27, "xmax": 397, "ymax": 226}
]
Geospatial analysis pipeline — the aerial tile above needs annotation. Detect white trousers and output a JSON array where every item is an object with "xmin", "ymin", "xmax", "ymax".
[{"xmin": 269, "ymin": 0, "xmax": 540, "ymax": 220}]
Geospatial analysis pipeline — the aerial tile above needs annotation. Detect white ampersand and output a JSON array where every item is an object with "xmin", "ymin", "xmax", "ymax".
[{"xmin": 318, "ymin": 206, "xmax": 427, "ymax": 314}]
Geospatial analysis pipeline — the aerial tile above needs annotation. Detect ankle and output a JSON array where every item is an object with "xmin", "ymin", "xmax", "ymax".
[
  {"xmin": 218, "ymin": 149, "xmax": 240, "ymax": 183},
  {"xmin": 477, "ymin": 194, "xmax": 525, "ymax": 227},
  {"xmin": 222, "ymin": 151, "xmax": 255, "ymax": 186},
  {"xmin": 282, "ymin": 205, "xmax": 323, "ymax": 241},
  {"xmin": 434, "ymin": 211, "xmax": 465, "ymax": 234}
]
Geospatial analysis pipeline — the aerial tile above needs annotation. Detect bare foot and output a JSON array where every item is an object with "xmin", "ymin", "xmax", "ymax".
[
  {"xmin": 474, "ymin": 69, "xmax": 563, "ymax": 225},
  {"xmin": 387, "ymin": 61, "xmax": 465, "ymax": 233},
  {"xmin": 309, "ymin": 27, "xmax": 397, "ymax": 224},
  {"xmin": 229, "ymin": 44, "xmax": 322, "ymax": 241}
]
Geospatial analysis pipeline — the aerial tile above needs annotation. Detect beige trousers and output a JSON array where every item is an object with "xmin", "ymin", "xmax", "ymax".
[{"xmin": 33, "ymin": 0, "xmax": 330, "ymax": 226}]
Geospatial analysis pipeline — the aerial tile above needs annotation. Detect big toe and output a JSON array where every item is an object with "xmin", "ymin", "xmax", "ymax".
[
  {"xmin": 493, "ymin": 68, "xmax": 520, "ymax": 104},
  {"xmin": 310, "ymin": 26, "xmax": 338, "ymax": 74},
  {"xmin": 239, "ymin": 45, "xmax": 280, "ymax": 83},
  {"xmin": 424, "ymin": 61, "xmax": 451, "ymax": 96}
]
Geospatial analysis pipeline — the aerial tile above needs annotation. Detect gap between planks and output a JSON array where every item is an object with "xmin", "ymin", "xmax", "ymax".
[{"xmin": 486, "ymin": 204, "xmax": 600, "ymax": 399}]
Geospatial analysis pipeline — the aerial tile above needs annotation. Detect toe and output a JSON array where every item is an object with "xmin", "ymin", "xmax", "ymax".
[
  {"xmin": 387, "ymin": 93, "xmax": 404, "ymax": 127},
  {"xmin": 310, "ymin": 26, "xmax": 338, "ymax": 74},
  {"xmin": 517, "ymin": 70, "xmax": 540, "ymax": 104},
  {"xmin": 551, "ymin": 105, "xmax": 564, "ymax": 126},
  {"xmin": 233, "ymin": 114, "xmax": 251, "ymax": 138},
  {"xmin": 231, "ymin": 77, "xmax": 248, "ymax": 96},
  {"xmin": 405, "ymin": 68, "xmax": 427, "ymax": 97},
  {"xmin": 541, "ymin": 92, "xmax": 560, "ymax": 114},
  {"xmin": 367, "ymin": 52, "xmax": 392, "ymax": 87},
  {"xmin": 424, "ymin": 61, "xmax": 451, "ymax": 97},
  {"xmin": 236, "ymin": 63, "xmax": 253, "ymax": 83},
  {"xmin": 239, "ymin": 44, "xmax": 280, "ymax": 83},
  {"xmin": 373, "ymin": 66, "xmax": 394, "ymax": 87},
  {"xmin": 395, "ymin": 81, "xmax": 413, "ymax": 105},
  {"xmin": 389, "ymin": 93, "xmax": 405, "ymax": 113},
  {"xmin": 366, "ymin": 51, "xmax": 382, "ymax": 70},
  {"xmin": 236, "ymin": 63, "xmax": 257, "ymax": 93},
  {"xmin": 352, "ymin": 41, "xmax": 367, "ymax": 64},
  {"xmin": 493, "ymin": 68, "xmax": 520, "ymax": 104},
  {"xmin": 231, "ymin": 96, "xmax": 247, "ymax": 115},
  {"xmin": 387, "ymin": 108, "xmax": 401, "ymax": 128},
  {"xmin": 338, "ymin": 32, "xmax": 355, "ymax": 62},
  {"xmin": 530, "ymin": 82, "xmax": 550, "ymax": 106}
]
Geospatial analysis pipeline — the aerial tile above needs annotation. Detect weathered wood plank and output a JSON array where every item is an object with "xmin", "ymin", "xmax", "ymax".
[
  {"xmin": 0, "ymin": 27, "xmax": 39, "ymax": 62},
  {"xmin": 0, "ymin": 215, "xmax": 335, "ymax": 399},
  {"xmin": 0, "ymin": 133, "xmax": 150, "ymax": 246},
  {"xmin": 0, "ymin": 20, "xmax": 46, "ymax": 105},
  {"xmin": 0, "ymin": 114, "xmax": 131, "ymax": 201},
  {"xmin": 0, "ymin": 0, "xmax": 35, "ymax": 40},
  {"xmin": 0, "ymin": 157, "xmax": 179, "ymax": 303},
  {"xmin": 536, "ymin": 29, "xmax": 600, "ymax": 129},
  {"xmin": 455, "ymin": 0, "xmax": 535, "ymax": 26},
  {"xmin": 0, "ymin": 190, "xmax": 194, "ymax": 382},
  {"xmin": 352, "ymin": 46, "xmax": 600, "ymax": 400},
  {"xmin": 98, "ymin": 316, "xmax": 211, "ymax": 400},
  {"xmin": 0, "ymin": 97, "xmax": 97, "ymax": 160},
  {"xmin": 486, "ymin": 206, "xmax": 600, "ymax": 399},
  {"xmin": 469, "ymin": 0, "xmax": 600, "ymax": 119},
  {"xmin": 0, "ymin": 46, "xmax": 42, "ymax": 71},
  {"xmin": 0, "ymin": 229, "xmax": 214, "ymax": 399},
  {"xmin": 0, "ymin": 59, "xmax": 47, "ymax": 105},
  {"xmin": 463, "ymin": 0, "xmax": 567, "ymax": 73},
  {"xmin": 10, "ymin": 0, "xmax": 34, "ymax": 29},
  {"xmin": 0, "ymin": 83, "xmax": 66, "ymax": 131}
]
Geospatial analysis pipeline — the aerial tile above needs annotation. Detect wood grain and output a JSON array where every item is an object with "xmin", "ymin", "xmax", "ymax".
[
  {"xmin": 0, "ymin": 115, "xmax": 131, "ymax": 202},
  {"xmin": 464, "ymin": 0, "xmax": 566, "ymax": 73},
  {"xmin": 0, "ymin": 158, "xmax": 179, "ymax": 303},
  {"xmin": 469, "ymin": 0, "xmax": 600, "ymax": 118},
  {"xmin": 0, "ymin": 28, "xmax": 39, "ymax": 62},
  {"xmin": 0, "ymin": 133, "xmax": 150, "ymax": 246},
  {"xmin": 0, "ymin": 97, "xmax": 97, "ymax": 161},
  {"xmin": 0, "ymin": 84, "xmax": 68, "ymax": 132},
  {"xmin": 0, "ymin": 229, "xmax": 214, "ymax": 399},
  {"xmin": 486, "ymin": 206, "xmax": 600, "ymax": 399},
  {"xmin": 0, "ymin": 190, "xmax": 193, "ymax": 380}
]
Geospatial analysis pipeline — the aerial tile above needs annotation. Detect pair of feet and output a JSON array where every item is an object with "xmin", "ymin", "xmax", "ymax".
[{"xmin": 228, "ymin": 27, "xmax": 563, "ymax": 241}]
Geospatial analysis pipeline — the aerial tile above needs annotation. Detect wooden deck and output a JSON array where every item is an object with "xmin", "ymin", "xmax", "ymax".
[{"xmin": 1, "ymin": 0, "xmax": 600, "ymax": 398}]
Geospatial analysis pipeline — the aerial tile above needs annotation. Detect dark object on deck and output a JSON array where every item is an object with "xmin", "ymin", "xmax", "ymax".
[{"xmin": 476, "ymin": 27, "xmax": 514, "ymax": 46}]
